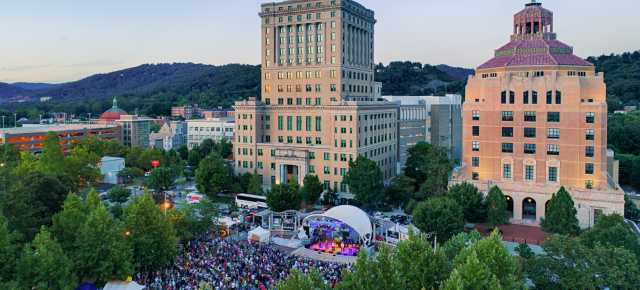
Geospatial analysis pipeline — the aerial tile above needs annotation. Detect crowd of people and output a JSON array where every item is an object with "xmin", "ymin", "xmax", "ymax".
[{"xmin": 135, "ymin": 235, "xmax": 349, "ymax": 290}]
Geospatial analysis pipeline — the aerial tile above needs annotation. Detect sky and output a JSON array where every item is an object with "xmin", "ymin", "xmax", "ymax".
[{"xmin": 0, "ymin": 0, "xmax": 638, "ymax": 83}]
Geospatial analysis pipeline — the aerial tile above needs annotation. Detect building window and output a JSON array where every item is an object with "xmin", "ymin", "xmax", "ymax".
[
  {"xmin": 472, "ymin": 110, "xmax": 480, "ymax": 121},
  {"xmin": 509, "ymin": 91, "xmax": 515, "ymax": 104},
  {"xmin": 501, "ymin": 143, "xmax": 514, "ymax": 153},
  {"xmin": 547, "ymin": 144, "xmax": 560, "ymax": 156},
  {"xmin": 524, "ymin": 111, "xmax": 536, "ymax": 122},
  {"xmin": 585, "ymin": 129, "xmax": 594, "ymax": 140},
  {"xmin": 286, "ymin": 116, "xmax": 293, "ymax": 130},
  {"xmin": 546, "ymin": 91, "xmax": 553, "ymax": 104},
  {"xmin": 277, "ymin": 116, "xmax": 283, "ymax": 130},
  {"xmin": 524, "ymin": 144, "xmax": 536, "ymax": 154},
  {"xmin": 502, "ymin": 127, "xmax": 513, "ymax": 137},
  {"xmin": 472, "ymin": 172, "xmax": 479, "ymax": 180},
  {"xmin": 501, "ymin": 91, "xmax": 507, "ymax": 104},
  {"xmin": 585, "ymin": 163, "xmax": 594, "ymax": 174},
  {"xmin": 472, "ymin": 141, "xmax": 480, "ymax": 152},
  {"xmin": 585, "ymin": 146, "xmax": 594, "ymax": 158},
  {"xmin": 501, "ymin": 111, "xmax": 514, "ymax": 121},
  {"xmin": 547, "ymin": 128, "xmax": 560, "ymax": 139},
  {"xmin": 503, "ymin": 164, "xmax": 512, "ymax": 179},
  {"xmin": 315, "ymin": 116, "xmax": 322, "ymax": 131},
  {"xmin": 323, "ymin": 152, "xmax": 330, "ymax": 161},
  {"xmin": 586, "ymin": 112, "xmax": 595, "ymax": 124},
  {"xmin": 523, "ymin": 91, "xmax": 529, "ymax": 104},
  {"xmin": 548, "ymin": 167, "xmax": 558, "ymax": 182},
  {"xmin": 532, "ymin": 91, "xmax": 538, "ymax": 104},
  {"xmin": 547, "ymin": 112, "xmax": 560, "ymax": 122},
  {"xmin": 472, "ymin": 157, "xmax": 480, "ymax": 167},
  {"xmin": 524, "ymin": 128, "xmax": 536, "ymax": 138},
  {"xmin": 525, "ymin": 165, "xmax": 535, "ymax": 181},
  {"xmin": 472, "ymin": 126, "xmax": 480, "ymax": 136},
  {"xmin": 555, "ymin": 91, "xmax": 562, "ymax": 104}
]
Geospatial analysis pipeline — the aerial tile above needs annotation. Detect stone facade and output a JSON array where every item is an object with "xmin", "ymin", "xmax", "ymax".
[
  {"xmin": 453, "ymin": 1, "xmax": 624, "ymax": 228},
  {"xmin": 234, "ymin": 0, "xmax": 398, "ymax": 191}
]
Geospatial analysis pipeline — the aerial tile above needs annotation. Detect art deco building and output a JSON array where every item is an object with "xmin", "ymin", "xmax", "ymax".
[
  {"xmin": 454, "ymin": 1, "xmax": 624, "ymax": 227},
  {"xmin": 234, "ymin": 0, "xmax": 398, "ymax": 192}
]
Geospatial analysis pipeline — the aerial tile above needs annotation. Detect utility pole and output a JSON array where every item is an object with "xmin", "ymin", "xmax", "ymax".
[{"xmin": 1, "ymin": 116, "xmax": 5, "ymax": 128}]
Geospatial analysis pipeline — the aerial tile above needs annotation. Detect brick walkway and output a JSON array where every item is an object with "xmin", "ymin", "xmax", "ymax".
[{"xmin": 476, "ymin": 224, "xmax": 548, "ymax": 245}]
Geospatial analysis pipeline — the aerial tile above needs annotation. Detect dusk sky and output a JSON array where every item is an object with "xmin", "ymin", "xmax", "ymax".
[{"xmin": 1, "ymin": 0, "xmax": 638, "ymax": 83}]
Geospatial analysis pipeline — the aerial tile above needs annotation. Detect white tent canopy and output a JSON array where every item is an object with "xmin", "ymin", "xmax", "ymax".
[
  {"xmin": 248, "ymin": 226, "xmax": 271, "ymax": 243},
  {"xmin": 103, "ymin": 281, "xmax": 145, "ymax": 290},
  {"xmin": 303, "ymin": 205, "xmax": 373, "ymax": 243}
]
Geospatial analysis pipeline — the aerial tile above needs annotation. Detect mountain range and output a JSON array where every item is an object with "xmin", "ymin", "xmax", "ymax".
[
  {"xmin": 1, "ymin": 50, "xmax": 638, "ymax": 115},
  {"xmin": 0, "ymin": 62, "xmax": 471, "ymax": 105}
]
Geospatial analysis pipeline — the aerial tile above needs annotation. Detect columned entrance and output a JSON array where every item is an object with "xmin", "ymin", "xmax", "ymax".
[{"xmin": 279, "ymin": 164, "xmax": 300, "ymax": 184}]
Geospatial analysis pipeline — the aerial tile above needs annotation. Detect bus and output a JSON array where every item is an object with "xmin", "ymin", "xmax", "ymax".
[{"xmin": 235, "ymin": 193, "xmax": 268, "ymax": 209}]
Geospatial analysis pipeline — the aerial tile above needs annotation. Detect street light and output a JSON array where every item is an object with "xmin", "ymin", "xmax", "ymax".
[{"xmin": 162, "ymin": 201, "xmax": 171, "ymax": 216}]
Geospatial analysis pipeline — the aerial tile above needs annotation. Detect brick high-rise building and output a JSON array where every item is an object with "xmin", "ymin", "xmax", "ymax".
[
  {"xmin": 234, "ymin": 0, "xmax": 398, "ymax": 192},
  {"xmin": 453, "ymin": 1, "xmax": 624, "ymax": 228}
]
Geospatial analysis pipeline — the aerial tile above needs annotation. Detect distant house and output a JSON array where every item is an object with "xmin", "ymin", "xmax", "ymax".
[{"xmin": 100, "ymin": 156, "xmax": 125, "ymax": 184}]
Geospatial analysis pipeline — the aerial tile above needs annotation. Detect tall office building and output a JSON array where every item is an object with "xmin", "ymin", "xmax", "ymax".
[
  {"xmin": 234, "ymin": 0, "xmax": 398, "ymax": 191},
  {"xmin": 454, "ymin": 1, "xmax": 624, "ymax": 227}
]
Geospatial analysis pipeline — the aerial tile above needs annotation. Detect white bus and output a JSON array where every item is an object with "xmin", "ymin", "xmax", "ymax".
[{"xmin": 235, "ymin": 193, "xmax": 268, "ymax": 209}]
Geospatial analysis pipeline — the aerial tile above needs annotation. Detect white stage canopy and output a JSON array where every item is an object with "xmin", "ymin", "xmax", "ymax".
[{"xmin": 303, "ymin": 205, "xmax": 373, "ymax": 243}]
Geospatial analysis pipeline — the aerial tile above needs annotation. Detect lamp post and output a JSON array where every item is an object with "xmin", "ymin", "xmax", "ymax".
[
  {"xmin": 423, "ymin": 231, "xmax": 438, "ymax": 252},
  {"xmin": 1, "ymin": 116, "xmax": 5, "ymax": 128}
]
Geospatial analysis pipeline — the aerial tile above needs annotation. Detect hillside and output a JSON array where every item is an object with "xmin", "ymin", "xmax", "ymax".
[
  {"xmin": 587, "ymin": 50, "xmax": 640, "ymax": 110},
  {"xmin": 374, "ymin": 61, "xmax": 467, "ymax": 96},
  {"xmin": 0, "ymin": 83, "xmax": 31, "ymax": 98}
]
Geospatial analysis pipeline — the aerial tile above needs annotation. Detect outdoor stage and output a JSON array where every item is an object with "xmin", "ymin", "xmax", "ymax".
[{"xmin": 291, "ymin": 247, "xmax": 357, "ymax": 264}]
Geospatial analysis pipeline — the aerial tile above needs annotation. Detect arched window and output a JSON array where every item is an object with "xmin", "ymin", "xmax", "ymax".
[
  {"xmin": 532, "ymin": 91, "xmax": 538, "ymax": 104},
  {"xmin": 546, "ymin": 91, "xmax": 553, "ymax": 104},
  {"xmin": 555, "ymin": 90, "xmax": 562, "ymax": 104},
  {"xmin": 501, "ymin": 91, "xmax": 507, "ymax": 104}
]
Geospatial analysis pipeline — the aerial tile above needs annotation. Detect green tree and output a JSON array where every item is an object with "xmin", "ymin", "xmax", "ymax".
[
  {"xmin": 64, "ymin": 146, "xmax": 101, "ymax": 191},
  {"xmin": 384, "ymin": 175, "xmax": 414, "ymax": 209},
  {"xmin": 404, "ymin": 142, "xmax": 454, "ymax": 196},
  {"xmin": 177, "ymin": 144, "xmax": 189, "ymax": 161},
  {"xmin": 147, "ymin": 166, "xmax": 175, "ymax": 192},
  {"xmin": 277, "ymin": 269, "xmax": 330, "ymax": 290},
  {"xmin": 1, "ymin": 171, "xmax": 69, "ymax": 241},
  {"xmin": 267, "ymin": 180, "xmax": 302, "ymax": 212},
  {"xmin": 453, "ymin": 230, "xmax": 523, "ymax": 290},
  {"xmin": 0, "ymin": 213, "xmax": 18, "ymax": 285},
  {"xmin": 527, "ymin": 234, "xmax": 640, "ymax": 290},
  {"xmin": 15, "ymin": 228, "xmax": 77, "ymax": 290},
  {"xmin": 124, "ymin": 193, "xmax": 178, "ymax": 271},
  {"xmin": 395, "ymin": 233, "xmax": 450, "ymax": 290},
  {"xmin": 51, "ymin": 193, "xmax": 88, "ymax": 254},
  {"xmin": 446, "ymin": 182, "xmax": 485, "ymax": 223},
  {"xmin": 38, "ymin": 131, "xmax": 65, "ymax": 173},
  {"xmin": 541, "ymin": 187, "xmax": 579, "ymax": 235},
  {"xmin": 412, "ymin": 197, "xmax": 464, "ymax": 242},
  {"xmin": 441, "ymin": 231, "xmax": 483, "ymax": 261},
  {"xmin": 169, "ymin": 199, "xmax": 219, "ymax": 241},
  {"xmin": 107, "ymin": 185, "xmax": 132, "ymax": 204},
  {"xmin": 580, "ymin": 214, "xmax": 640, "ymax": 259},
  {"xmin": 442, "ymin": 251, "xmax": 503, "ymax": 290},
  {"xmin": 75, "ymin": 204, "xmax": 133, "ymax": 283},
  {"xmin": 338, "ymin": 246, "xmax": 402, "ymax": 290},
  {"xmin": 246, "ymin": 173, "xmax": 264, "ymax": 194},
  {"xmin": 187, "ymin": 148, "xmax": 202, "ymax": 167},
  {"xmin": 301, "ymin": 175, "xmax": 323, "ymax": 206},
  {"xmin": 344, "ymin": 156, "xmax": 384, "ymax": 211},
  {"xmin": 195, "ymin": 153, "xmax": 232, "ymax": 198},
  {"xmin": 485, "ymin": 186, "xmax": 507, "ymax": 228}
]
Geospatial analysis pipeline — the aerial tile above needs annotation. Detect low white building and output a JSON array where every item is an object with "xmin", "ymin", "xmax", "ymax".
[
  {"xmin": 100, "ymin": 156, "xmax": 125, "ymax": 184},
  {"xmin": 186, "ymin": 118, "xmax": 234, "ymax": 149}
]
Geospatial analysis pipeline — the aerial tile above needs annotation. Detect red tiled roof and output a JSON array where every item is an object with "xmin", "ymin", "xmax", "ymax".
[{"xmin": 478, "ymin": 39, "xmax": 592, "ymax": 69}]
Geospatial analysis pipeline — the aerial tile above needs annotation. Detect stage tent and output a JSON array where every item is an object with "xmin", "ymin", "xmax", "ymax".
[
  {"xmin": 103, "ymin": 281, "xmax": 144, "ymax": 290},
  {"xmin": 248, "ymin": 226, "xmax": 271, "ymax": 243},
  {"xmin": 303, "ymin": 205, "xmax": 373, "ymax": 243}
]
